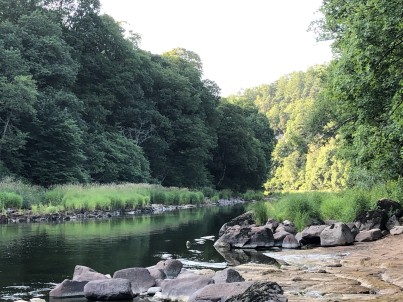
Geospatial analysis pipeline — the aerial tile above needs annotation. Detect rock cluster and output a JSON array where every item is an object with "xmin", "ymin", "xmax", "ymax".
[
  {"xmin": 49, "ymin": 262, "xmax": 287, "ymax": 302},
  {"xmin": 214, "ymin": 198, "xmax": 403, "ymax": 250}
]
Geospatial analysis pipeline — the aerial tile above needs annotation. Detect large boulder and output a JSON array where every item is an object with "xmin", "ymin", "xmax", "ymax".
[
  {"xmin": 225, "ymin": 281, "xmax": 288, "ymax": 302},
  {"xmin": 156, "ymin": 259, "xmax": 183, "ymax": 279},
  {"xmin": 49, "ymin": 279, "xmax": 88, "ymax": 298},
  {"xmin": 157, "ymin": 275, "xmax": 213, "ymax": 301},
  {"xmin": 354, "ymin": 209, "xmax": 388, "ymax": 231},
  {"xmin": 320, "ymin": 223, "xmax": 354, "ymax": 246},
  {"xmin": 73, "ymin": 265, "xmax": 108, "ymax": 281},
  {"xmin": 218, "ymin": 212, "xmax": 255, "ymax": 237},
  {"xmin": 355, "ymin": 229, "xmax": 383, "ymax": 242},
  {"xmin": 265, "ymin": 218, "xmax": 279, "ymax": 232},
  {"xmin": 84, "ymin": 278, "xmax": 133, "ymax": 301},
  {"xmin": 212, "ymin": 268, "xmax": 244, "ymax": 284},
  {"xmin": 300, "ymin": 225, "xmax": 327, "ymax": 245},
  {"xmin": 188, "ymin": 282, "xmax": 253, "ymax": 302},
  {"xmin": 215, "ymin": 225, "xmax": 274, "ymax": 249},
  {"xmin": 113, "ymin": 267, "xmax": 155, "ymax": 294}
]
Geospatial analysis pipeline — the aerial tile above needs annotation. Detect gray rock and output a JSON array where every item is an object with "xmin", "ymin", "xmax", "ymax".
[
  {"xmin": 320, "ymin": 223, "xmax": 354, "ymax": 246},
  {"xmin": 113, "ymin": 267, "xmax": 155, "ymax": 294},
  {"xmin": 244, "ymin": 226, "xmax": 274, "ymax": 248},
  {"xmin": 218, "ymin": 212, "xmax": 255, "ymax": 237},
  {"xmin": 161, "ymin": 259, "xmax": 183, "ymax": 279},
  {"xmin": 188, "ymin": 282, "xmax": 253, "ymax": 302},
  {"xmin": 225, "ymin": 281, "xmax": 288, "ymax": 302},
  {"xmin": 73, "ymin": 265, "xmax": 108, "ymax": 281},
  {"xmin": 282, "ymin": 234, "xmax": 300, "ymax": 249},
  {"xmin": 212, "ymin": 268, "xmax": 244, "ymax": 283},
  {"xmin": 148, "ymin": 268, "xmax": 166, "ymax": 280},
  {"xmin": 159, "ymin": 275, "xmax": 213, "ymax": 301},
  {"xmin": 300, "ymin": 225, "xmax": 327, "ymax": 245},
  {"xmin": 355, "ymin": 229, "xmax": 383, "ymax": 242},
  {"xmin": 265, "ymin": 218, "xmax": 279, "ymax": 232},
  {"xmin": 347, "ymin": 223, "xmax": 360, "ymax": 238},
  {"xmin": 390, "ymin": 226, "xmax": 403, "ymax": 235},
  {"xmin": 84, "ymin": 278, "xmax": 133, "ymax": 301},
  {"xmin": 49, "ymin": 279, "xmax": 88, "ymax": 298}
]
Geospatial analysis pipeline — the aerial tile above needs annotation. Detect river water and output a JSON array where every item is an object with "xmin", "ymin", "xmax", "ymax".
[{"xmin": 0, "ymin": 205, "xmax": 246, "ymax": 301}]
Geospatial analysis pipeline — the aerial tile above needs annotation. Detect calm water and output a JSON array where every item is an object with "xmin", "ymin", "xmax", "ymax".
[{"xmin": 0, "ymin": 205, "xmax": 246, "ymax": 301}]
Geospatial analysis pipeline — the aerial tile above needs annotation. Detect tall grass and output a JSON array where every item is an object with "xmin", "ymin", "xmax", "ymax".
[
  {"xmin": 250, "ymin": 180, "xmax": 402, "ymax": 231},
  {"xmin": 0, "ymin": 181, "xmax": 205, "ymax": 213}
]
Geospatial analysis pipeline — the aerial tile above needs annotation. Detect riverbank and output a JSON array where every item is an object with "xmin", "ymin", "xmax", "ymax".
[
  {"xmin": 0, "ymin": 198, "xmax": 248, "ymax": 224},
  {"xmin": 235, "ymin": 234, "xmax": 403, "ymax": 301}
]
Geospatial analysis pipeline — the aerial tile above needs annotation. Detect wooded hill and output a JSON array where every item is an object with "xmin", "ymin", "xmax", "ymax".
[
  {"xmin": 0, "ymin": 0, "xmax": 401, "ymax": 193},
  {"xmin": 0, "ymin": 0, "xmax": 274, "ymax": 191},
  {"xmin": 230, "ymin": 0, "xmax": 402, "ymax": 191}
]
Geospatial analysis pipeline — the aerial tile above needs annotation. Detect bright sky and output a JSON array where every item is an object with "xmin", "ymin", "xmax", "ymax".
[{"xmin": 100, "ymin": 0, "xmax": 332, "ymax": 96}]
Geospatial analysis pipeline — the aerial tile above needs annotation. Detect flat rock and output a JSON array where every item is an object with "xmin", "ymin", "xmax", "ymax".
[
  {"xmin": 188, "ymin": 281, "xmax": 253, "ymax": 302},
  {"xmin": 355, "ymin": 228, "xmax": 383, "ymax": 242},
  {"xmin": 49, "ymin": 279, "xmax": 88, "ymax": 298},
  {"xmin": 84, "ymin": 278, "xmax": 133, "ymax": 301},
  {"xmin": 159, "ymin": 274, "xmax": 213, "ymax": 301}
]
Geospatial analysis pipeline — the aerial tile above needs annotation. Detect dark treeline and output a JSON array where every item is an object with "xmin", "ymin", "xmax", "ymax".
[{"xmin": 0, "ymin": 0, "xmax": 274, "ymax": 191}]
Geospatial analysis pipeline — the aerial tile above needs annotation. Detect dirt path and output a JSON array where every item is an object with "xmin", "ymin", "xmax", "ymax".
[{"xmin": 235, "ymin": 234, "xmax": 403, "ymax": 301}]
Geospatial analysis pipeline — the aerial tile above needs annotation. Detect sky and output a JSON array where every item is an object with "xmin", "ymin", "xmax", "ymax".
[{"xmin": 100, "ymin": 0, "xmax": 333, "ymax": 96}]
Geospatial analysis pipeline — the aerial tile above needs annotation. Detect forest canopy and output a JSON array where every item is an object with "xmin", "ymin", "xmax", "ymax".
[{"xmin": 0, "ymin": 0, "xmax": 274, "ymax": 191}]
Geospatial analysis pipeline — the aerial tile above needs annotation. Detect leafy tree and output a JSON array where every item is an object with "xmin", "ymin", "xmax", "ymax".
[
  {"xmin": 211, "ymin": 102, "xmax": 274, "ymax": 192},
  {"xmin": 312, "ymin": 0, "xmax": 403, "ymax": 182}
]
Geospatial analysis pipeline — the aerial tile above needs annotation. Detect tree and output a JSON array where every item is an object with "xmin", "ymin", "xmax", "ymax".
[
  {"xmin": 312, "ymin": 0, "xmax": 403, "ymax": 182},
  {"xmin": 211, "ymin": 102, "xmax": 274, "ymax": 192}
]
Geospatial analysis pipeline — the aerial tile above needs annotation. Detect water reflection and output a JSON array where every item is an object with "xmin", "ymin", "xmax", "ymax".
[{"xmin": 0, "ymin": 205, "xmax": 246, "ymax": 301}]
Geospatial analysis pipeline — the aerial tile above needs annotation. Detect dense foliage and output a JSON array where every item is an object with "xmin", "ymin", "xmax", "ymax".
[
  {"xmin": 231, "ymin": 0, "xmax": 402, "ymax": 192},
  {"xmin": 0, "ymin": 0, "xmax": 274, "ymax": 191}
]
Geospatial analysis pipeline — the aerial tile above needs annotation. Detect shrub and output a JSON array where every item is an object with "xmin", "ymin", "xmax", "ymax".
[
  {"xmin": 248, "ymin": 201, "xmax": 268, "ymax": 225},
  {"xmin": 243, "ymin": 190, "xmax": 264, "ymax": 201},
  {"xmin": 0, "ymin": 192, "xmax": 23, "ymax": 209}
]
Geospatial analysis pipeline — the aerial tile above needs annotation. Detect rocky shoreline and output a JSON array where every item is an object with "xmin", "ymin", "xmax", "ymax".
[
  {"xmin": 45, "ymin": 260, "xmax": 287, "ymax": 302},
  {"xmin": 0, "ymin": 198, "xmax": 248, "ymax": 224}
]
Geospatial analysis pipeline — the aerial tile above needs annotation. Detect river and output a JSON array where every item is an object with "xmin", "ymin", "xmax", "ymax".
[{"xmin": 0, "ymin": 205, "xmax": 246, "ymax": 301}]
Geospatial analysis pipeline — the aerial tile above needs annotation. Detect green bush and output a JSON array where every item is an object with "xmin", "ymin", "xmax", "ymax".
[
  {"xmin": 248, "ymin": 201, "xmax": 268, "ymax": 225},
  {"xmin": 0, "ymin": 192, "xmax": 24, "ymax": 209},
  {"xmin": 219, "ymin": 189, "xmax": 233, "ymax": 199},
  {"xmin": 243, "ymin": 190, "xmax": 264, "ymax": 201}
]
